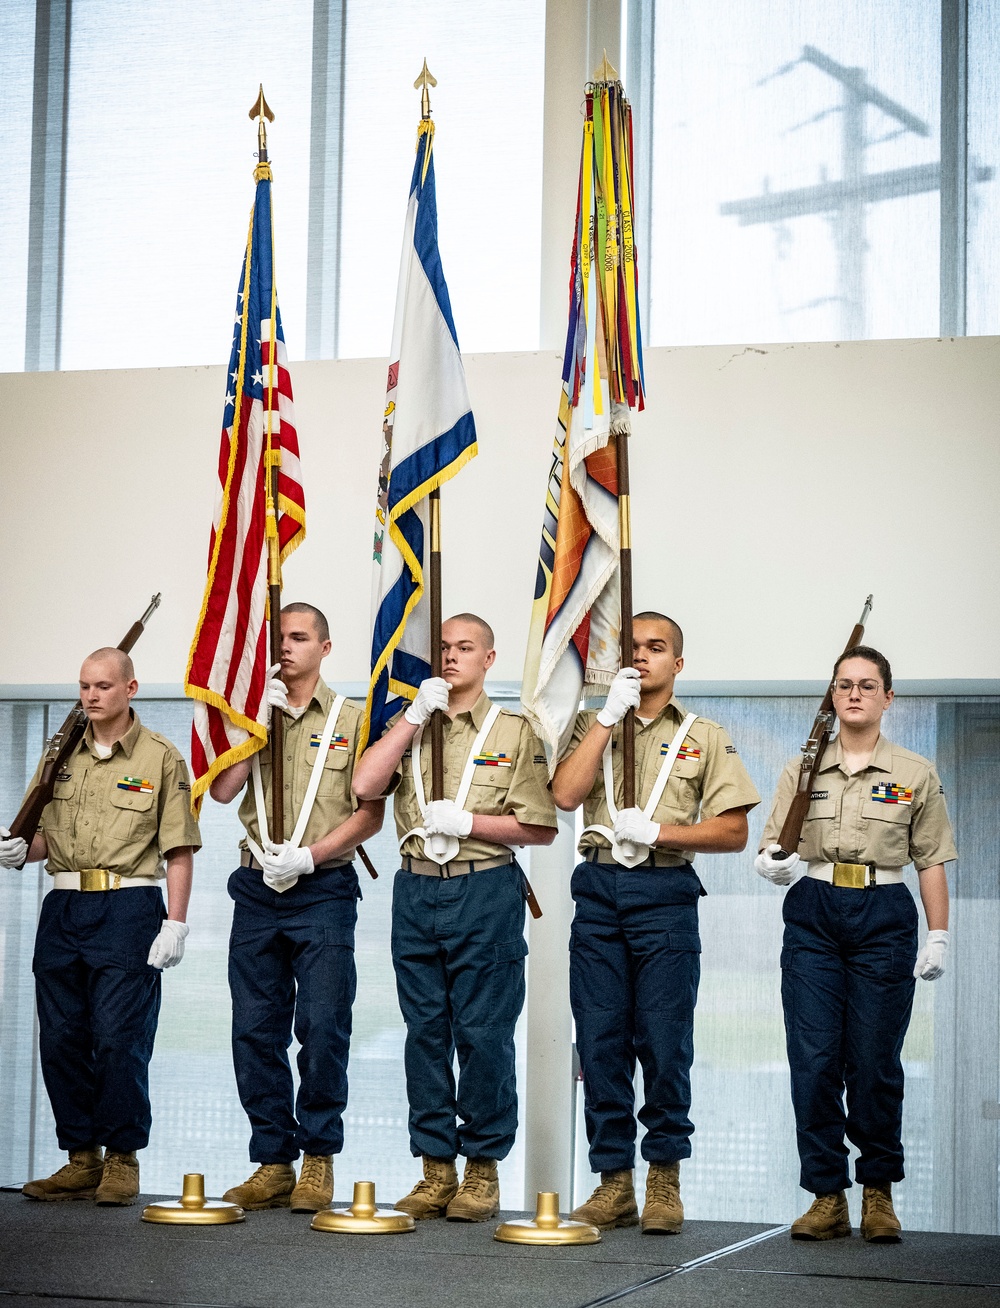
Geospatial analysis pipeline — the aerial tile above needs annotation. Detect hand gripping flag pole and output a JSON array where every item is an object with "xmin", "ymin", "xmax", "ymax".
[{"xmin": 521, "ymin": 54, "xmax": 646, "ymax": 807}]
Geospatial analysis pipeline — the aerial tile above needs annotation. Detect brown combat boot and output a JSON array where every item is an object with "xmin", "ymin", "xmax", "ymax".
[
  {"xmin": 642, "ymin": 1161, "xmax": 684, "ymax": 1234},
  {"xmin": 446, "ymin": 1157, "xmax": 500, "ymax": 1222},
  {"xmin": 22, "ymin": 1149, "xmax": 105, "ymax": 1201},
  {"xmin": 95, "ymin": 1151, "xmax": 140, "ymax": 1206},
  {"xmin": 861, "ymin": 1184, "xmax": 902, "ymax": 1242},
  {"xmin": 222, "ymin": 1163, "xmax": 296, "ymax": 1210},
  {"xmin": 791, "ymin": 1191, "xmax": 852, "ymax": 1240},
  {"xmin": 569, "ymin": 1169, "xmax": 639, "ymax": 1230},
  {"xmin": 395, "ymin": 1157, "xmax": 459, "ymax": 1220},
  {"xmin": 290, "ymin": 1155, "xmax": 333, "ymax": 1212}
]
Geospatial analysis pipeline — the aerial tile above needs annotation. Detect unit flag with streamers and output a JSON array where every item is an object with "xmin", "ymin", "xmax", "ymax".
[{"xmin": 521, "ymin": 74, "xmax": 645, "ymax": 768}]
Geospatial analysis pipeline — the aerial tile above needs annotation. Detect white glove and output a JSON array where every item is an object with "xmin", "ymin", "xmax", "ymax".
[
  {"xmin": 404, "ymin": 677, "xmax": 451, "ymax": 726},
  {"xmin": 147, "ymin": 920, "xmax": 189, "ymax": 969},
  {"xmin": 0, "ymin": 826, "xmax": 28, "ymax": 869},
  {"xmin": 597, "ymin": 668, "xmax": 642, "ymax": 727},
  {"xmin": 914, "ymin": 929, "xmax": 949, "ymax": 981},
  {"xmin": 754, "ymin": 844, "xmax": 801, "ymax": 885},
  {"xmin": 423, "ymin": 799, "xmax": 474, "ymax": 838},
  {"xmin": 263, "ymin": 842, "xmax": 315, "ymax": 890},
  {"xmin": 613, "ymin": 809, "xmax": 660, "ymax": 848},
  {"xmin": 266, "ymin": 663, "xmax": 289, "ymax": 716}
]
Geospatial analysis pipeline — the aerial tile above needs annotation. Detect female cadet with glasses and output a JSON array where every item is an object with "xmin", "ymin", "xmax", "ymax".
[{"xmin": 755, "ymin": 645, "xmax": 956, "ymax": 1244}]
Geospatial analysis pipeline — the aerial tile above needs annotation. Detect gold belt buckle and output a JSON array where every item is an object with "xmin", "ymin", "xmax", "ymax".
[
  {"xmin": 79, "ymin": 868, "xmax": 112, "ymax": 892},
  {"xmin": 832, "ymin": 862, "xmax": 870, "ymax": 890}
]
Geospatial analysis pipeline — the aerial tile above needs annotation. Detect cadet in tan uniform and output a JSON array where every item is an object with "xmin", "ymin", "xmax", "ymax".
[
  {"xmin": 757, "ymin": 645, "xmax": 955, "ymax": 1243},
  {"xmin": 552, "ymin": 612, "xmax": 759, "ymax": 1234},
  {"xmin": 352, "ymin": 613, "xmax": 557, "ymax": 1222},
  {"xmin": 209, "ymin": 603, "xmax": 385, "ymax": 1212},
  {"xmin": 0, "ymin": 648, "xmax": 200, "ymax": 1206}
]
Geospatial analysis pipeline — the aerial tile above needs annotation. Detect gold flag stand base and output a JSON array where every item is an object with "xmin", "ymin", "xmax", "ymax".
[
  {"xmin": 142, "ymin": 1173, "xmax": 244, "ymax": 1225},
  {"xmin": 494, "ymin": 1192, "xmax": 600, "ymax": 1245},
  {"xmin": 311, "ymin": 1181, "xmax": 415, "ymax": 1234}
]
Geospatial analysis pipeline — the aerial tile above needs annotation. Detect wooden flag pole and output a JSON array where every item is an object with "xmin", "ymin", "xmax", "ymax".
[
  {"xmin": 251, "ymin": 86, "xmax": 284, "ymax": 844},
  {"xmin": 428, "ymin": 488, "xmax": 444, "ymax": 801},
  {"xmin": 617, "ymin": 430, "xmax": 635, "ymax": 809}
]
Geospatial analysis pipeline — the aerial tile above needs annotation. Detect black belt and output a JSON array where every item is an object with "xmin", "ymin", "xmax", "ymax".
[{"xmin": 584, "ymin": 850, "xmax": 686, "ymax": 869}]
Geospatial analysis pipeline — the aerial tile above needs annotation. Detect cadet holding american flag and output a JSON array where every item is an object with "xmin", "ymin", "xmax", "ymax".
[{"xmin": 186, "ymin": 93, "xmax": 383, "ymax": 1216}]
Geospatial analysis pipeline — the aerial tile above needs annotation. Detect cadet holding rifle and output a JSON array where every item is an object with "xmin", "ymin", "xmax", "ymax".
[
  {"xmin": 757, "ymin": 616, "xmax": 956, "ymax": 1243},
  {"xmin": 0, "ymin": 601, "xmax": 201, "ymax": 1206}
]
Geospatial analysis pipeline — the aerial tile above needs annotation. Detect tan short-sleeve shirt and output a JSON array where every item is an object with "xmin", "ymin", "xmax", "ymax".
[
  {"xmin": 760, "ymin": 734, "xmax": 958, "ymax": 871},
  {"xmin": 238, "ymin": 678, "xmax": 364, "ymax": 857},
  {"xmin": 30, "ymin": 712, "xmax": 201, "ymax": 879},
  {"xmin": 390, "ymin": 692, "xmax": 558, "ymax": 861},
  {"xmin": 572, "ymin": 698, "xmax": 760, "ymax": 866}
]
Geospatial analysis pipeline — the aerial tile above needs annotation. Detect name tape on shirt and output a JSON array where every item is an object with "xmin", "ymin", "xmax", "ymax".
[
  {"xmin": 871, "ymin": 782, "xmax": 913, "ymax": 805},
  {"xmin": 474, "ymin": 752, "xmax": 512, "ymax": 768},
  {"xmin": 117, "ymin": 776, "xmax": 154, "ymax": 793},
  {"xmin": 662, "ymin": 740, "xmax": 700, "ymax": 761},
  {"xmin": 310, "ymin": 733, "xmax": 350, "ymax": 752},
  {"xmin": 811, "ymin": 790, "xmax": 830, "ymax": 801}
]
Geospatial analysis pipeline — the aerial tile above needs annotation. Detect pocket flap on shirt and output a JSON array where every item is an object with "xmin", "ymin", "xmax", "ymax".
[
  {"xmin": 494, "ymin": 937, "xmax": 529, "ymax": 964},
  {"xmin": 804, "ymin": 800, "xmax": 837, "ymax": 820},
  {"xmin": 865, "ymin": 803, "xmax": 911, "ymax": 823},
  {"xmin": 322, "ymin": 748, "xmax": 350, "ymax": 771},
  {"xmin": 110, "ymin": 787, "xmax": 155, "ymax": 812},
  {"xmin": 667, "ymin": 931, "xmax": 702, "ymax": 953}
]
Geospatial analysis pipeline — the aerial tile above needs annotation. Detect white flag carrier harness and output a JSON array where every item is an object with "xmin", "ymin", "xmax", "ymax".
[
  {"xmin": 247, "ymin": 694, "xmax": 346, "ymax": 891},
  {"xmin": 402, "ymin": 703, "xmax": 514, "ymax": 866},
  {"xmin": 581, "ymin": 712, "xmax": 699, "ymax": 867}
]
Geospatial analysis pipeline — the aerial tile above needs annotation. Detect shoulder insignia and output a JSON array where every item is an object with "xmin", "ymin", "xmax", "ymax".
[
  {"xmin": 725, "ymin": 744, "xmax": 738, "ymax": 755},
  {"xmin": 871, "ymin": 782, "xmax": 913, "ymax": 806},
  {"xmin": 810, "ymin": 790, "xmax": 829, "ymax": 801},
  {"xmin": 177, "ymin": 779, "xmax": 191, "ymax": 792},
  {"xmin": 939, "ymin": 785, "xmax": 945, "ymax": 795},
  {"xmin": 534, "ymin": 754, "xmax": 546, "ymax": 765}
]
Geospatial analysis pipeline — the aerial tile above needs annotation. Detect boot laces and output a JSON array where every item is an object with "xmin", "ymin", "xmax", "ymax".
[
  {"xmin": 460, "ymin": 1166, "xmax": 495, "ymax": 1198},
  {"xmin": 102, "ymin": 1153, "xmax": 133, "ymax": 1183},
  {"xmin": 811, "ymin": 1192, "xmax": 843, "ymax": 1217},
  {"xmin": 589, "ymin": 1174, "xmax": 630, "ymax": 1204},
  {"xmin": 299, "ymin": 1156, "xmax": 327, "ymax": 1187},
  {"xmin": 865, "ymin": 1187, "xmax": 893, "ymax": 1216},
  {"xmin": 249, "ymin": 1163, "xmax": 287, "ymax": 1184},
  {"xmin": 646, "ymin": 1168, "xmax": 679, "ymax": 1203}
]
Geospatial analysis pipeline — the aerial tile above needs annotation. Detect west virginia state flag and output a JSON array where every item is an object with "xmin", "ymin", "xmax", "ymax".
[{"xmin": 359, "ymin": 120, "xmax": 477, "ymax": 754}]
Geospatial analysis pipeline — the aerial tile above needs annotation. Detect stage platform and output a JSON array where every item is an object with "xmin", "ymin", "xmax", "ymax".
[{"xmin": 1, "ymin": 1191, "xmax": 999, "ymax": 1308}]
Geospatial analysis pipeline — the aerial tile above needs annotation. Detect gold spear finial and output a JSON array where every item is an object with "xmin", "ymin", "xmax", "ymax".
[
  {"xmin": 249, "ymin": 84, "xmax": 274, "ymax": 160},
  {"xmin": 592, "ymin": 49, "xmax": 619, "ymax": 83},
  {"xmin": 414, "ymin": 59, "xmax": 437, "ymax": 119}
]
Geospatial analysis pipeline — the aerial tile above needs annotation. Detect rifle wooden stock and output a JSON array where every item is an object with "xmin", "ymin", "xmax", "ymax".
[
  {"xmin": 773, "ymin": 599, "xmax": 872, "ymax": 859},
  {"xmin": 6, "ymin": 594, "xmax": 162, "ymax": 852}
]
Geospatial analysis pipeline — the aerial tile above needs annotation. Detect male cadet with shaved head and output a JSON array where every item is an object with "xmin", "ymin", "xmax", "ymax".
[
  {"xmin": 352, "ymin": 614, "xmax": 557, "ymax": 1221},
  {"xmin": 552, "ymin": 613, "xmax": 760, "ymax": 1234},
  {"xmin": 0, "ymin": 648, "xmax": 200, "ymax": 1206},
  {"xmin": 209, "ymin": 603, "xmax": 384, "ymax": 1213}
]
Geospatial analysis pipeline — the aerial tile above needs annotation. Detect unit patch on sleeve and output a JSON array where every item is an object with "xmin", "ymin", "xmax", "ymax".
[
  {"xmin": 663, "ymin": 740, "xmax": 700, "ymax": 761},
  {"xmin": 725, "ymin": 745, "xmax": 738, "ymax": 754},
  {"xmin": 117, "ymin": 776, "xmax": 154, "ymax": 793},
  {"xmin": 177, "ymin": 780, "xmax": 191, "ymax": 792},
  {"xmin": 534, "ymin": 754, "xmax": 547, "ymax": 765},
  {"xmin": 871, "ymin": 782, "xmax": 913, "ymax": 805},
  {"xmin": 310, "ymin": 733, "xmax": 350, "ymax": 752},
  {"xmin": 473, "ymin": 752, "xmax": 512, "ymax": 768}
]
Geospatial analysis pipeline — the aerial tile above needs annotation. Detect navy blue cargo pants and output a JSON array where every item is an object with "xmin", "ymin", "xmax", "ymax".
[
  {"xmin": 569, "ymin": 859, "xmax": 704, "ymax": 1173},
  {"xmin": 781, "ymin": 875, "xmax": 918, "ymax": 1195},
  {"xmin": 228, "ymin": 863, "xmax": 359, "ymax": 1163},
  {"xmin": 391, "ymin": 861, "xmax": 528, "ymax": 1161},
  {"xmin": 33, "ymin": 886, "xmax": 166, "ymax": 1154}
]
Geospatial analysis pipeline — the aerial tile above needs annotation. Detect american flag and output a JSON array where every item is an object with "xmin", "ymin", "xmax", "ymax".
[{"xmin": 184, "ymin": 163, "xmax": 305, "ymax": 808}]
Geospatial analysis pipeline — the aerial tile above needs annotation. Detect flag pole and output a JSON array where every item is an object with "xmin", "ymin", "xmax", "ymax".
[
  {"xmin": 250, "ymin": 85, "xmax": 285, "ymax": 844},
  {"xmin": 414, "ymin": 60, "xmax": 445, "ymax": 803},
  {"xmin": 617, "ymin": 433, "xmax": 635, "ymax": 808}
]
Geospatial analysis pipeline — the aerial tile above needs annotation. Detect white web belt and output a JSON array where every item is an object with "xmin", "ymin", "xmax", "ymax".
[
  {"xmin": 581, "ymin": 712, "xmax": 699, "ymax": 868},
  {"xmin": 401, "ymin": 703, "xmax": 515, "ymax": 865},
  {"xmin": 248, "ymin": 694, "xmax": 346, "ymax": 892}
]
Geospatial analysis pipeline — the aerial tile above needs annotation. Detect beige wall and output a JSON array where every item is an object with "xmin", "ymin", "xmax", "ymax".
[{"xmin": 1, "ymin": 334, "xmax": 997, "ymax": 687}]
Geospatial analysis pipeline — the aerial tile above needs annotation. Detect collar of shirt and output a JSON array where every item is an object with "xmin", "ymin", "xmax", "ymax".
[
  {"xmin": 81, "ymin": 710, "xmax": 143, "ymax": 760},
  {"xmin": 632, "ymin": 696, "xmax": 686, "ymax": 734},
  {"xmin": 282, "ymin": 675, "xmax": 334, "ymax": 719},
  {"xmin": 820, "ymin": 733, "xmax": 894, "ymax": 776},
  {"xmin": 446, "ymin": 689, "xmax": 494, "ymax": 731}
]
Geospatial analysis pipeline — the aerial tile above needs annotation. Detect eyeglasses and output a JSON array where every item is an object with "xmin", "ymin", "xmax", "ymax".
[{"xmin": 832, "ymin": 678, "xmax": 883, "ymax": 697}]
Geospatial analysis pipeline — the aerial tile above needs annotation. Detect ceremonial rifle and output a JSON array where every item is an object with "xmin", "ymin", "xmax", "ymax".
[
  {"xmin": 772, "ymin": 594, "xmax": 874, "ymax": 860},
  {"xmin": 6, "ymin": 593, "xmax": 163, "ymax": 853}
]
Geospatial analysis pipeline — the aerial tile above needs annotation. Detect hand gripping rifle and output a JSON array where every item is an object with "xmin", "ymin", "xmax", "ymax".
[
  {"xmin": 772, "ymin": 594, "xmax": 873, "ymax": 860},
  {"xmin": 6, "ymin": 594, "xmax": 162, "ymax": 854}
]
